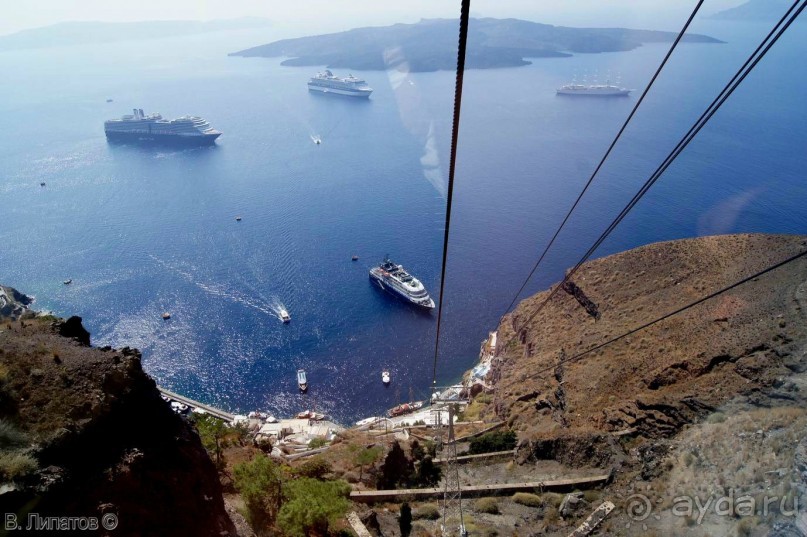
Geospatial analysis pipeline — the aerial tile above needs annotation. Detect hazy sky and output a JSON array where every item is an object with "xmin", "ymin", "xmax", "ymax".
[{"xmin": 0, "ymin": 0, "xmax": 746, "ymax": 36}]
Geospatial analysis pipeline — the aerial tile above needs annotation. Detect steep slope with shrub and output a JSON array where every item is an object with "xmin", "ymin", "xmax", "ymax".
[{"xmin": 0, "ymin": 292, "xmax": 237, "ymax": 536}]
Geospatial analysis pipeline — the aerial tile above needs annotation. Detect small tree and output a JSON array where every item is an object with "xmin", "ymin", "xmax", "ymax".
[
  {"xmin": 233, "ymin": 454, "xmax": 283, "ymax": 532},
  {"xmin": 413, "ymin": 455, "xmax": 441, "ymax": 487},
  {"xmin": 277, "ymin": 478, "xmax": 351, "ymax": 537},
  {"xmin": 400, "ymin": 503, "xmax": 412, "ymax": 537},
  {"xmin": 192, "ymin": 414, "xmax": 229, "ymax": 469},
  {"xmin": 354, "ymin": 445, "xmax": 383, "ymax": 482},
  {"xmin": 379, "ymin": 442, "xmax": 413, "ymax": 489}
]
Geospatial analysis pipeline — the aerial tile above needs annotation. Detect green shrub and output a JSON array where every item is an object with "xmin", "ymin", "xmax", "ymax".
[
  {"xmin": 233, "ymin": 454, "xmax": 282, "ymax": 530},
  {"xmin": 474, "ymin": 497, "xmax": 499, "ymax": 514},
  {"xmin": 354, "ymin": 445, "xmax": 383, "ymax": 482},
  {"xmin": 413, "ymin": 456, "xmax": 441, "ymax": 487},
  {"xmin": 191, "ymin": 414, "xmax": 229, "ymax": 469},
  {"xmin": 0, "ymin": 419, "xmax": 27, "ymax": 449},
  {"xmin": 468, "ymin": 430, "xmax": 517, "ymax": 455},
  {"xmin": 582, "ymin": 490, "xmax": 600, "ymax": 503},
  {"xmin": 543, "ymin": 492, "xmax": 564, "ymax": 508},
  {"xmin": 277, "ymin": 478, "xmax": 350, "ymax": 537},
  {"xmin": 413, "ymin": 504, "xmax": 441, "ymax": 520},
  {"xmin": 736, "ymin": 517, "xmax": 758, "ymax": 537},
  {"xmin": 512, "ymin": 492, "xmax": 542, "ymax": 508},
  {"xmin": 309, "ymin": 437, "xmax": 328, "ymax": 449},
  {"xmin": 0, "ymin": 452, "xmax": 38, "ymax": 481},
  {"xmin": 297, "ymin": 457, "xmax": 332, "ymax": 479}
]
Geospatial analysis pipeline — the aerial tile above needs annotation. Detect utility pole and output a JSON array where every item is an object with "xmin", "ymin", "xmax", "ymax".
[
  {"xmin": 441, "ymin": 404, "xmax": 467, "ymax": 537},
  {"xmin": 432, "ymin": 389, "xmax": 467, "ymax": 537}
]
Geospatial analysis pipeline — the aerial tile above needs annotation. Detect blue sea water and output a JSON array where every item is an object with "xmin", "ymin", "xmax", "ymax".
[{"xmin": 1, "ymin": 20, "xmax": 805, "ymax": 424}]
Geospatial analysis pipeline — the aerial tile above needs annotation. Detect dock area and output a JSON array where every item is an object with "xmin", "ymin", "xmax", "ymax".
[
  {"xmin": 256, "ymin": 418, "xmax": 343, "ymax": 445},
  {"xmin": 158, "ymin": 386, "xmax": 235, "ymax": 422}
]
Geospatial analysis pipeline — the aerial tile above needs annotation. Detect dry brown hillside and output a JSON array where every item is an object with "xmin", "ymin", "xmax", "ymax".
[
  {"xmin": 0, "ymin": 298, "xmax": 238, "ymax": 536},
  {"xmin": 482, "ymin": 234, "xmax": 807, "ymax": 464}
]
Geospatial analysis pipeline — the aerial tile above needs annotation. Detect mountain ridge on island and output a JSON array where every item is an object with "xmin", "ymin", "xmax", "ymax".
[
  {"xmin": 0, "ymin": 17, "xmax": 272, "ymax": 51},
  {"xmin": 708, "ymin": 0, "xmax": 796, "ymax": 20},
  {"xmin": 229, "ymin": 17, "xmax": 723, "ymax": 72}
]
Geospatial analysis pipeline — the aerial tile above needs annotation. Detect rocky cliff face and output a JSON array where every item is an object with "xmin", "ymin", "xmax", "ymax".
[
  {"xmin": 481, "ymin": 234, "xmax": 807, "ymax": 465},
  {"xmin": 0, "ymin": 285, "xmax": 32, "ymax": 320},
  {"xmin": 0, "ymin": 289, "xmax": 237, "ymax": 536}
]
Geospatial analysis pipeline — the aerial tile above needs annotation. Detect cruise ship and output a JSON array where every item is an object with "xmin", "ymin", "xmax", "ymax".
[
  {"xmin": 557, "ymin": 76, "xmax": 632, "ymax": 97},
  {"xmin": 307, "ymin": 70, "xmax": 373, "ymax": 98},
  {"xmin": 369, "ymin": 257, "xmax": 435, "ymax": 309},
  {"xmin": 104, "ymin": 109, "xmax": 222, "ymax": 145}
]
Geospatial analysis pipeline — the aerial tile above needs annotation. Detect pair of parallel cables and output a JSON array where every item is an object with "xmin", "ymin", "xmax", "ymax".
[{"xmin": 431, "ymin": 0, "xmax": 806, "ymax": 386}]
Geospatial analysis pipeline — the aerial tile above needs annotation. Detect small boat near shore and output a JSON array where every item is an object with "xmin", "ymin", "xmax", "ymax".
[
  {"xmin": 387, "ymin": 400, "xmax": 424, "ymax": 418},
  {"xmin": 170, "ymin": 401, "xmax": 189, "ymax": 414},
  {"xmin": 297, "ymin": 369, "xmax": 308, "ymax": 392},
  {"xmin": 248, "ymin": 411, "xmax": 278, "ymax": 423},
  {"xmin": 355, "ymin": 416, "xmax": 384, "ymax": 427},
  {"xmin": 296, "ymin": 410, "xmax": 326, "ymax": 421}
]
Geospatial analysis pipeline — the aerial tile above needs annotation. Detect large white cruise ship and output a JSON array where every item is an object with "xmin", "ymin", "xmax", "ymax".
[
  {"xmin": 369, "ymin": 257, "xmax": 435, "ymax": 310},
  {"xmin": 557, "ymin": 76, "xmax": 632, "ymax": 97},
  {"xmin": 307, "ymin": 70, "xmax": 373, "ymax": 98},
  {"xmin": 104, "ymin": 109, "xmax": 222, "ymax": 145}
]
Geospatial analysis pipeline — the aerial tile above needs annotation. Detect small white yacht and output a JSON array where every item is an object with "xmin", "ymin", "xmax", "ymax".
[
  {"xmin": 297, "ymin": 369, "xmax": 308, "ymax": 392},
  {"xmin": 382, "ymin": 370, "xmax": 391, "ymax": 385},
  {"xmin": 279, "ymin": 307, "xmax": 291, "ymax": 323}
]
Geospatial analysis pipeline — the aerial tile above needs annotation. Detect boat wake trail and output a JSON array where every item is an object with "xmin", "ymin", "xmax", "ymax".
[{"xmin": 148, "ymin": 255, "xmax": 279, "ymax": 317}]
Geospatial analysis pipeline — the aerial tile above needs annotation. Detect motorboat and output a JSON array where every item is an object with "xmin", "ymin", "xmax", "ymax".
[
  {"xmin": 296, "ymin": 410, "xmax": 326, "ymax": 420},
  {"xmin": 279, "ymin": 307, "xmax": 291, "ymax": 323},
  {"xmin": 387, "ymin": 401, "xmax": 424, "ymax": 418},
  {"xmin": 170, "ymin": 401, "xmax": 189, "ymax": 414},
  {"xmin": 297, "ymin": 369, "xmax": 308, "ymax": 392},
  {"xmin": 382, "ymin": 370, "xmax": 391, "ymax": 385}
]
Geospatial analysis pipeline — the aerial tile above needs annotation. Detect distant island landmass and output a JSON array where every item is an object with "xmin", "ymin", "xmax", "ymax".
[
  {"xmin": 708, "ymin": 0, "xmax": 794, "ymax": 20},
  {"xmin": 229, "ymin": 17, "xmax": 723, "ymax": 72},
  {"xmin": 0, "ymin": 17, "xmax": 272, "ymax": 51}
]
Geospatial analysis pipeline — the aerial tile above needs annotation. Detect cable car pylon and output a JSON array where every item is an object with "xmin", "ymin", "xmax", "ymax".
[{"xmin": 431, "ymin": 389, "xmax": 467, "ymax": 537}]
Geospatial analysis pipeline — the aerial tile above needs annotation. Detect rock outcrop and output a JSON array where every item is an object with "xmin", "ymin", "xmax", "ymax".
[
  {"xmin": 0, "ymin": 298, "xmax": 237, "ymax": 536},
  {"xmin": 0, "ymin": 285, "xmax": 32, "ymax": 320},
  {"xmin": 484, "ymin": 234, "xmax": 807, "ymax": 465}
]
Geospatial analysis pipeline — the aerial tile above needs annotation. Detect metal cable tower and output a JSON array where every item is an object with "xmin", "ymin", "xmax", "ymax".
[{"xmin": 439, "ymin": 404, "xmax": 466, "ymax": 537}]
